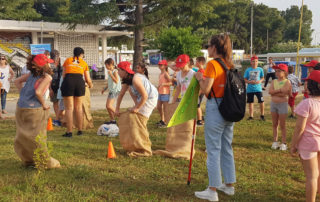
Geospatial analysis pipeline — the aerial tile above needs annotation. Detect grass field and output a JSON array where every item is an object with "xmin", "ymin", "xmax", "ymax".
[{"xmin": 0, "ymin": 100, "xmax": 307, "ymax": 201}]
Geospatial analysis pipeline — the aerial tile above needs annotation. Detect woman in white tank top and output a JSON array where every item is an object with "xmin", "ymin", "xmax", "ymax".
[{"xmin": 0, "ymin": 55, "xmax": 14, "ymax": 118}]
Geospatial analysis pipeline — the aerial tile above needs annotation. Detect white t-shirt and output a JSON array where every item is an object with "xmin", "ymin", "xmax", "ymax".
[
  {"xmin": 176, "ymin": 69, "xmax": 195, "ymax": 98},
  {"xmin": 0, "ymin": 65, "xmax": 11, "ymax": 92}
]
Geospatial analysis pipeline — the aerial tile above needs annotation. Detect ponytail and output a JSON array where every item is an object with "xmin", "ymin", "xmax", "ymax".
[{"xmin": 209, "ymin": 33, "xmax": 234, "ymax": 69}]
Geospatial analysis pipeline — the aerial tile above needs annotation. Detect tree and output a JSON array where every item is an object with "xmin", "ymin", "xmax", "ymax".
[
  {"xmin": 268, "ymin": 41, "xmax": 302, "ymax": 53},
  {"xmin": 281, "ymin": 5, "xmax": 313, "ymax": 45},
  {"xmin": 154, "ymin": 27, "xmax": 202, "ymax": 60},
  {"xmin": 0, "ymin": 0, "xmax": 40, "ymax": 20}
]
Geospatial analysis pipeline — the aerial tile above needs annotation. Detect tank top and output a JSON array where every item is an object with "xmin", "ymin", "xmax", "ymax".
[
  {"xmin": 158, "ymin": 72, "xmax": 170, "ymax": 94},
  {"xmin": 273, "ymin": 79, "xmax": 288, "ymax": 90},
  {"xmin": 108, "ymin": 69, "xmax": 121, "ymax": 93},
  {"xmin": 130, "ymin": 73, "xmax": 157, "ymax": 102},
  {"xmin": 17, "ymin": 75, "xmax": 42, "ymax": 108},
  {"xmin": 0, "ymin": 65, "xmax": 10, "ymax": 93}
]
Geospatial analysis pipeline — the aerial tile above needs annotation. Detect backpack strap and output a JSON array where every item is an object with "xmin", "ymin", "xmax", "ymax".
[{"xmin": 207, "ymin": 58, "xmax": 228, "ymax": 107}]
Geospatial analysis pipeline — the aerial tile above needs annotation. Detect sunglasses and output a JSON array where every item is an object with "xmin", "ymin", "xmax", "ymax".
[
  {"xmin": 204, "ymin": 44, "xmax": 210, "ymax": 49},
  {"xmin": 0, "ymin": 58, "xmax": 6, "ymax": 60}
]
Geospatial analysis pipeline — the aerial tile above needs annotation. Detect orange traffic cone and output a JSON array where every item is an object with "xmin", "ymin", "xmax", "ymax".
[
  {"xmin": 107, "ymin": 141, "xmax": 116, "ymax": 159},
  {"xmin": 47, "ymin": 117, "xmax": 53, "ymax": 131}
]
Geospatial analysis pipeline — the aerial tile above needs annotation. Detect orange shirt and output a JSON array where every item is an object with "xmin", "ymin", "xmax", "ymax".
[
  {"xmin": 203, "ymin": 59, "xmax": 229, "ymax": 98},
  {"xmin": 63, "ymin": 57, "xmax": 89, "ymax": 75}
]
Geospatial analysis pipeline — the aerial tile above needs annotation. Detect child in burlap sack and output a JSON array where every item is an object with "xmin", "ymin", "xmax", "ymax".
[
  {"xmin": 115, "ymin": 61, "xmax": 158, "ymax": 157},
  {"xmin": 14, "ymin": 54, "xmax": 60, "ymax": 168}
]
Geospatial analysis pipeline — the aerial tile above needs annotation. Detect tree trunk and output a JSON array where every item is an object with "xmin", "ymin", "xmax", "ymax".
[{"xmin": 133, "ymin": 0, "xmax": 143, "ymax": 70}]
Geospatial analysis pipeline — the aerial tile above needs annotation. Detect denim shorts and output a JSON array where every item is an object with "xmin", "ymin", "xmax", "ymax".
[
  {"xmin": 108, "ymin": 91, "xmax": 120, "ymax": 99},
  {"xmin": 270, "ymin": 101, "xmax": 288, "ymax": 114},
  {"xmin": 158, "ymin": 94, "xmax": 170, "ymax": 102}
]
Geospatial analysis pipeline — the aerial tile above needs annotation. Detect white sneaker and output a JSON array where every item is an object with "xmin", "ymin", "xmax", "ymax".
[
  {"xmin": 279, "ymin": 143, "xmax": 287, "ymax": 151},
  {"xmin": 195, "ymin": 188, "xmax": 219, "ymax": 201},
  {"xmin": 271, "ymin": 142, "xmax": 279, "ymax": 150},
  {"xmin": 217, "ymin": 184, "xmax": 235, "ymax": 195}
]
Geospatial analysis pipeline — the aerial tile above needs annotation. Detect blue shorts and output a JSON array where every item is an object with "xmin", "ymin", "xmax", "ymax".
[
  {"xmin": 158, "ymin": 94, "xmax": 170, "ymax": 102},
  {"xmin": 108, "ymin": 91, "xmax": 120, "ymax": 99}
]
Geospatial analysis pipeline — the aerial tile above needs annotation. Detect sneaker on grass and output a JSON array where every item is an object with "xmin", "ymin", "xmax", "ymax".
[
  {"xmin": 279, "ymin": 143, "xmax": 287, "ymax": 151},
  {"xmin": 195, "ymin": 188, "xmax": 219, "ymax": 201},
  {"xmin": 217, "ymin": 184, "xmax": 235, "ymax": 195},
  {"xmin": 271, "ymin": 142, "xmax": 279, "ymax": 150}
]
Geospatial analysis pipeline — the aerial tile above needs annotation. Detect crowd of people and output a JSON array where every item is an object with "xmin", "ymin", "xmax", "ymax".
[{"xmin": 1, "ymin": 32, "xmax": 320, "ymax": 201}]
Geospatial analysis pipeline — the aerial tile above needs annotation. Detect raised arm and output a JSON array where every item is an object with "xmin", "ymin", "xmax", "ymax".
[{"xmin": 14, "ymin": 73, "xmax": 30, "ymax": 91}]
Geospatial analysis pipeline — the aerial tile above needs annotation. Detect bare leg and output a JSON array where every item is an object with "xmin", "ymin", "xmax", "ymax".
[
  {"xmin": 74, "ymin": 96, "xmax": 83, "ymax": 131},
  {"xmin": 278, "ymin": 114, "xmax": 287, "ymax": 143},
  {"xmin": 157, "ymin": 100, "xmax": 164, "ymax": 121},
  {"xmin": 197, "ymin": 107, "xmax": 203, "ymax": 121},
  {"xmin": 63, "ymin": 96, "xmax": 74, "ymax": 133},
  {"xmin": 106, "ymin": 98, "xmax": 116, "ymax": 120},
  {"xmin": 163, "ymin": 101, "xmax": 168, "ymax": 123},
  {"xmin": 53, "ymin": 101, "xmax": 59, "ymax": 120},
  {"xmin": 271, "ymin": 112, "xmax": 279, "ymax": 142},
  {"xmin": 301, "ymin": 156, "xmax": 319, "ymax": 202},
  {"xmin": 248, "ymin": 103, "xmax": 254, "ymax": 117}
]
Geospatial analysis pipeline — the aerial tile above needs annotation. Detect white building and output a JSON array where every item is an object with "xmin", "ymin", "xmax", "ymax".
[{"xmin": 0, "ymin": 20, "xmax": 132, "ymax": 77}]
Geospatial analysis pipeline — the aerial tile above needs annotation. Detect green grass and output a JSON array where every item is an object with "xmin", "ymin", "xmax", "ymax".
[{"xmin": 0, "ymin": 101, "xmax": 306, "ymax": 201}]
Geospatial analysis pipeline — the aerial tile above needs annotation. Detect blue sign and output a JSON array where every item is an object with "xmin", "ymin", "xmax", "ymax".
[
  {"xmin": 149, "ymin": 53, "xmax": 162, "ymax": 65},
  {"xmin": 30, "ymin": 44, "xmax": 51, "ymax": 55}
]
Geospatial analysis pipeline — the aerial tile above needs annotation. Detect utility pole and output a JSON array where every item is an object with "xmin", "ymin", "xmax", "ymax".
[
  {"xmin": 250, "ymin": 2, "xmax": 253, "ymax": 57},
  {"xmin": 266, "ymin": 29, "xmax": 269, "ymax": 51},
  {"xmin": 295, "ymin": 0, "xmax": 304, "ymax": 76}
]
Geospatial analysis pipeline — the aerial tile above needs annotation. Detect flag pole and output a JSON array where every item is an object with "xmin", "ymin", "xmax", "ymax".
[
  {"xmin": 295, "ymin": 0, "xmax": 304, "ymax": 76},
  {"xmin": 187, "ymin": 119, "xmax": 197, "ymax": 185}
]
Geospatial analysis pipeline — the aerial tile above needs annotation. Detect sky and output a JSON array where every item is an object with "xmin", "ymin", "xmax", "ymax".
[{"xmin": 253, "ymin": 0, "xmax": 320, "ymax": 45}]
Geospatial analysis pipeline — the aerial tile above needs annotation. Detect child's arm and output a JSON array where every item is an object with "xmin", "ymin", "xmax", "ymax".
[
  {"xmin": 268, "ymin": 80, "xmax": 277, "ymax": 95},
  {"xmin": 130, "ymin": 76, "xmax": 147, "ymax": 113},
  {"xmin": 9, "ymin": 66, "xmax": 14, "ymax": 81},
  {"xmin": 109, "ymin": 70, "xmax": 119, "ymax": 83},
  {"xmin": 115, "ymin": 84, "xmax": 128, "ymax": 116},
  {"xmin": 290, "ymin": 115, "xmax": 308, "ymax": 156},
  {"xmin": 35, "ymin": 74, "xmax": 52, "ymax": 110},
  {"xmin": 14, "ymin": 73, "xmax": 30, "ymax": 91},
  {"xmin": 101, "ymin": 83, "xmax": 108, "ymax": 94},
  {"xmin": 172, "ymin": 84, "xmax": 181, "ymax": 104}
]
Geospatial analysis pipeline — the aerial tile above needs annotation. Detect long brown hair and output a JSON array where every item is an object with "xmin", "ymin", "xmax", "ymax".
[
  {"xmin": 27, "ymin": 55, "xmax": 53, "ymax": 77},
  {"xmin": 209, "ymin": 33, "xmax": 234, "ymax": 68}
]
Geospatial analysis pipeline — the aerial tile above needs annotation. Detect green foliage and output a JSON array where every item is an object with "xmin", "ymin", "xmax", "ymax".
[
  {"xmin": 155, "ymin": 27, "xmax": 202, "ymax": 60},
  {"xmin": 33, "ymin": 133, "xmax": 52, "ymax": 175},
  {"xmin": 268, "ymin": 41, "xmax": 302, "ymax": 53},
  {"xmin": 0, "ymin": 0, "xmax": 40, "ymax": 20},
  {"xmin": 193, "ymin": 28, "xmax": 220, "ymax": 46},
  {"xmin": 281, "ymin": 5, "xmax": 313, "ymax": 45}
]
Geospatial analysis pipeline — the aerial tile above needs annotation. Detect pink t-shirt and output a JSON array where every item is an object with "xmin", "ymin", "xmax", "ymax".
[
  {"xmin": 158, "ymin": 72, "xmax": 170, "ymax": 95},
  {"xmin": 295, "ymin": 98, "xmax": 320, "ymax": 151}
]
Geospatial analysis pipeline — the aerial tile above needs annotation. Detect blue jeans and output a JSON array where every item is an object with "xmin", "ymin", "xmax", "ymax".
[
  {"xmin": 205, "ymin": 98, "xmax": 236, "ymax": 187},
  {"xmin": 1, "ymin": 89, "xmax": 7, "ymax": 110}
]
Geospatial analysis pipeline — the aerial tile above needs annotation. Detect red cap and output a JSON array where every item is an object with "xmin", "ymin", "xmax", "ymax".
[
  {"xmin": 251, "ymin": 55, "xmax": 258, "ymax": 61},
  {"xmin": 175, "ymin": 54, "xmax": 190, "ymax": 68},
  {"xmin": 158, "ymin": 60, "xmax": 168, "ymax": 66},
  {"xmin": 306, "ymin": 70, "xmax": 320, "ymax": 83},
  {"xmin": 305, "ymin": 60, "xmax": 319, "ymax": 67},
  {"xmin": 117, "ymin": 61, "xmax": 134, "ymax": 74},
  {"xmin": 274, "ymin": 64, "xmax": 288, "ymax": 72},
  {"xmin": 33, "ymin": 54, "xmax": 54, "ymax": 67}
]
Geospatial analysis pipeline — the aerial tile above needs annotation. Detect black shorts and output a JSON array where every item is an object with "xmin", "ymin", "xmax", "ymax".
[
  {"xmin": 247, "ymin": 92, "xmax": 264, "ymax": 103},
  {"xmin": 61, "ymin": 74, "xmax": 85, "ymax": 97}
]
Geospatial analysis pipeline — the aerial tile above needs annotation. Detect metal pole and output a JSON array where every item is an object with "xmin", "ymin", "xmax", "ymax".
[
  {"xmin": 250, "ymin": 3, "xmax": 253, "ymax": 57},
  {"xmin": 41, "ymin": 20, "xmax": 44, "ymax": 44},
  {"xmin": 267, "ymin": 29, "xmax": 269, "ymax": 51},
  {"xmin": 295, "ymin": 0, "xmax": 304, "ymax": 76}
]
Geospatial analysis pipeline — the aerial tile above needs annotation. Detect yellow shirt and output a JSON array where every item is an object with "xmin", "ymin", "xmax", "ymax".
[{"xmin": 63, "ymin": 57, "xmax": 89, "ymax": 75}]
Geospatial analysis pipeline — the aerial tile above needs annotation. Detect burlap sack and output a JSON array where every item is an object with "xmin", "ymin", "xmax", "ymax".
[
  {"xmin": 118, "ymin": 111, "xmax": 152, "ymax": 157},
  {"xmin": 153, "ymin": 103, "xmax": 195, "ymax": 160},
  {"xmin": 14, "ymin": 106, "xmax": 60, "ymax": 168}
]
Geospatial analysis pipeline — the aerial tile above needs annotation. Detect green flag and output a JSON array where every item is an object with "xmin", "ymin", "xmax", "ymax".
[{"xmin": 167, "ymin": 77, "xmax": 200, "ymax": 127}]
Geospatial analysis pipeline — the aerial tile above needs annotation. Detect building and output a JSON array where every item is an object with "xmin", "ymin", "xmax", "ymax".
[{"xmin": 0, "ymin": 20, "xmax": 132, "ymax": 77}]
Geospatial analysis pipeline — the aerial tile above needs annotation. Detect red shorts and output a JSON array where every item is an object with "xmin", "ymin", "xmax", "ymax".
[{"xmin": 288, "ymin": 92, "xmax": 298, "ymax": 107}]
